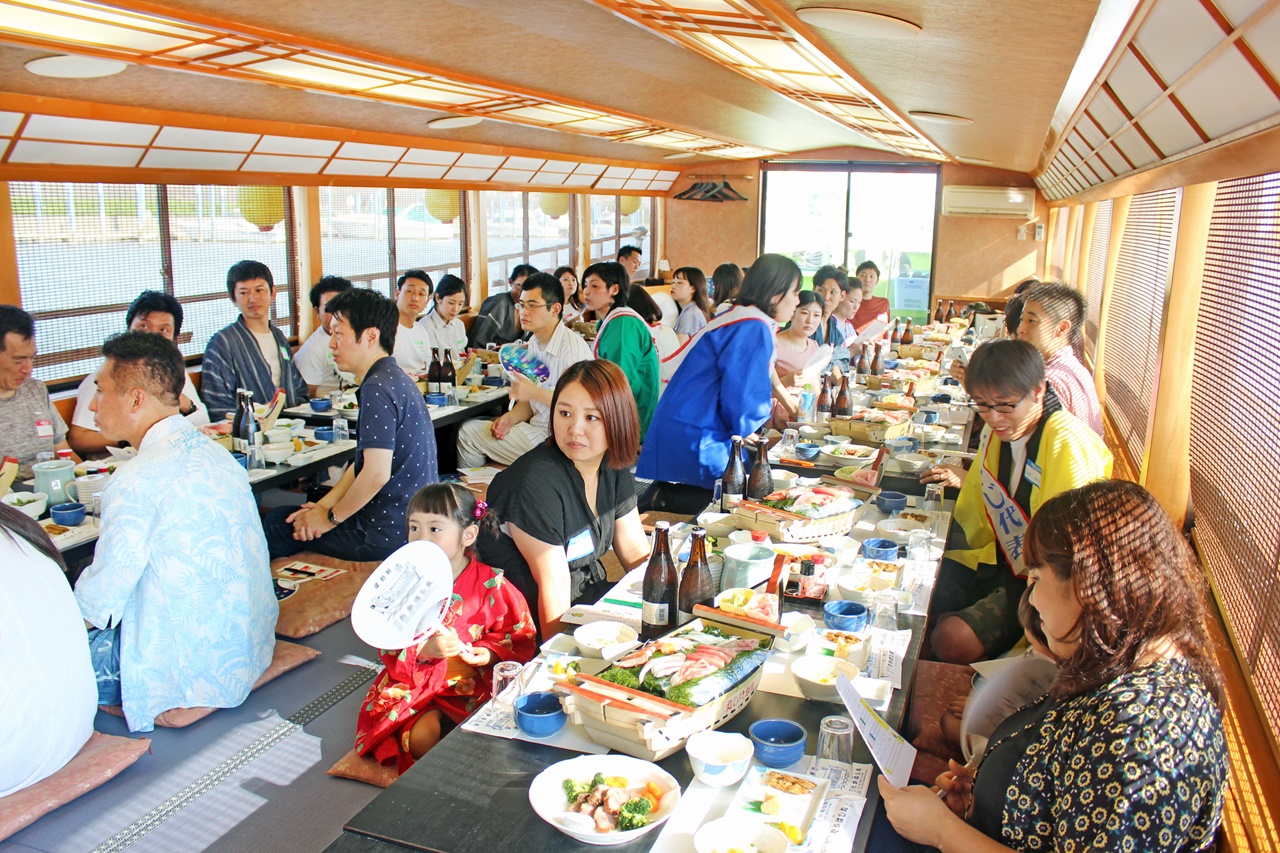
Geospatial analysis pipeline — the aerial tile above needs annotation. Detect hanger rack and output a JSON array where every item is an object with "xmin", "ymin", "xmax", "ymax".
[{"xmin": 673, "ymin": 174, "xmax": 751, "ymax": 202}]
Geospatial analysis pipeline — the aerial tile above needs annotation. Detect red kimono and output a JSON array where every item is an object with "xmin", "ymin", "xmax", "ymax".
[{"xmin": 353, "ymin": 557, "xmax": 536, "ymax": 772}]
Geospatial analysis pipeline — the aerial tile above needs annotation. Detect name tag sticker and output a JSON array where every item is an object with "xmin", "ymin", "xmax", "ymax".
[
  {"xmin": 1024, "ymin": 460, "xmax": 1043, "ymax": 488},
  {"xmin": 35, "ymin": 418, "xmax": 54, "ymax": 439},
  {"xmin": 279, "ymin": 344, "xmax": 292, "ymax": 362},
  {"xmin": 565, "ymin": 527, "xmax": 594, "ymax": 562}
]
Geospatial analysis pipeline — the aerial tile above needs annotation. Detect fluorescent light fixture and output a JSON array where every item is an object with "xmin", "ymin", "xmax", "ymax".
[
  {"xmin": 25, "ymin": 54, "xmax": 127, "ymax": 79},
  {"xmin": 663, "ymin": 152, "xmax": 697, "ymax": 159},
  {"xmin": 795, "ymin": 7, "xmax": 922, "ymax": 39},
  {"xmin": 909, "ymin": 111, "xmax": 972, "ymax": 125},
  {"xmin": 427, "ymin": 115, "xmax": 483, "ymax": 129},
  {"xmin": 955, "ymin": 156, "xmax": 993, "ymax": 165}
]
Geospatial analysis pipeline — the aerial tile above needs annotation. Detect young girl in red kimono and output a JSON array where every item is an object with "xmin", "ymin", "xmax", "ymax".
[{"xmin": 353, "ymin": 483, "xmax": 536, "ymax": 773}]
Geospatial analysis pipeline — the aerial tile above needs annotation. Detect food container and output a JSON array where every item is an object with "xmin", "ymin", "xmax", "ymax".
[
  {"xmin": 2, "ymin": 491, "xmax": 47, "ymax": 519},
  {"xmin": 555, "ymin": 618, "xmax": 773, "ymax": 761},
  {"xmin": 823, "ymin": 600, "xmax": 868, "ymax": 632},
  {"xmin": 694, "ymin": 818, "xmax": 789, "ymax": 853},
  {"xmin": 798, "ymin": 424, "xmax": 830, "ymax": 442},
  {"xmin": 894, "ymin": 452, "xmax": 932, "ymax": 472},
  {"xmin": 862, "ymin": 537, "xmax": 901, "ymax": 561},
  {"xmin": 313, "ymin": 426, "xmax": 336, "ymax": 443},
  {"xmin": 747, "ymin": 718, "xmax": 807, "ymax": 768},
  {"xmin": 836, "ymin": 572, "xmax": 893, "ymax": 606},
  {"xmin": 308, "ymin": 398, "xmax": 332, "ymax": 412},
  {"xmin": 50, "ymin": 502, "xmax": 86, "ymax": 526},
  {"xmin": 514, "ymin": 691, "xmax": 567, "ymax": 738},
  {"xmin": 731, "ymin": 501, "xmax": 865, "ymax": 543},
  {"xmin": 875, "ymin": 491, "xmax": 909, "ymax": 514},
  {"xmin": 789, "ymin": 656, "xmax": 862, "ymax": 703},
  {"xmin": 793, "ymin": 442, "xmax": 822, "ymax": 460},
  {"xmin": 877, "ymin": 517, "xmax": 927, "ymax": 544},
  {"xmin": 262, "ymin": 442, "xmax": 294, "ymax": 464},
  {"xmin": 686, "ymin": 731, "xmax": 754, "ymax": 788},
  {"xmin": 819, "ymin": 443, "xmax": 876, "ymax": 469},
  {"xmin": 771, "ymin": 469, "xmax": 798, "ymax": 490},
  {"xmin": 573, "ymin": 622, "xmax": 640, "ymax": 660}
]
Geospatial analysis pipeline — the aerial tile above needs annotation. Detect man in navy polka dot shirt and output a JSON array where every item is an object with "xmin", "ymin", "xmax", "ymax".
[{"xmin": 261, "ymin": 288, "xmax": 437, "ymax": 561}]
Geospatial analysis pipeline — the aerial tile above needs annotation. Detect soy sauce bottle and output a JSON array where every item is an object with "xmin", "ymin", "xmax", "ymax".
[{"xmin": 890, "ymin": 318, "xmax": 902, "ymax": 351}]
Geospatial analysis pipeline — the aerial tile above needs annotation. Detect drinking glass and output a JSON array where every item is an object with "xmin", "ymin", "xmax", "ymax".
[
  {"xmin": 36, "ymin": 451, "xmax": 54, "ymax": 466},
  {"xmin": 816, "ymin": 715, "xmax": 854, "ymax": 765},
  {"xmin": 907, "ymin": 528, "xmax": 933, "ymax": 562},
  {"xmin": 246, "ymin": 444, "xmax": 266, "ymax": 471},
  {"xmin": 923, "ymin": 483, "xmax": 945, "ymax": 512},
  {"xmin": 871, "ymin": 592, "xmax": 900, "ymax": 630},
  {"xmin": 491, "ymin": 661, "xmax": 525, "ymax": 711}
]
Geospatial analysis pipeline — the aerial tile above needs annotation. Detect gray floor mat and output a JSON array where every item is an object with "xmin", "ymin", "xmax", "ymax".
[{"xmin": 2, "ymin": 620, "xmax": 386, "ymax": 853}]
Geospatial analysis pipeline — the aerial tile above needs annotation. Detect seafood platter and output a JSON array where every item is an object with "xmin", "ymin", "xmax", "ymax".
[{"xmin": 730, "ymin": 483, "xmax": 866, "ymax": 542}]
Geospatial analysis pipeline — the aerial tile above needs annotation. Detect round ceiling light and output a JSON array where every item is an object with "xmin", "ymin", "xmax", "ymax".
[
  {"xmin": 663, "ymin": 152, "xmax": 697, "ymax": 160},
  {"xmin": 427, "ymin": 115, "xmax": 483, "ymax": 129},
  {"xmin": 795, "ymin": 7, "xmax": 922, "ymax": 38},
  {"xmin": 955, "ymin": 156, "xmax": 993, "ymax": 166},
  {"xmin": 25, "ymin": 55, "xmax": 128, "ymax": 79},
  {"xmin": 909, "ymin": 111, "xmax": 972, "ymax": 125}
]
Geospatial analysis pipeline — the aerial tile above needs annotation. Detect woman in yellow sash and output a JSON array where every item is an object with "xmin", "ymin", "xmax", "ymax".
[{"xmin": 929, "ymin": 339, "xmax": 1112, "ymax": 664}]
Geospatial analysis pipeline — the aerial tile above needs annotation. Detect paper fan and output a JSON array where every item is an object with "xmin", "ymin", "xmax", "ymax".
[
  {"xmin": 351, "ymin": 541, "xmax": 455, "ymax": 649},
  {"xmin": 499, "ymin": 342, "xmax": 551, "ymax": 384}
]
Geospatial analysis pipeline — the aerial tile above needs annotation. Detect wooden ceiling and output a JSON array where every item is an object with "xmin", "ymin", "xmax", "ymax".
[{"xmin": 0, "ymin": 0, "xmax": 1105, "ymax": 179}]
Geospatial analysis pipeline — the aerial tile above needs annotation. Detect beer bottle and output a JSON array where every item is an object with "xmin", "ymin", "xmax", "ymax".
[
  {"xmin": 870, "ymin": 343, "xmax": 884, "ymax": 376},
  {"xmin": 933, "ymin": 299, "xmax": 945, "ymax": 324},
  {"xmin": 231, "ymin": 388, "xmax": 246, "ymax": 452},
  {"xmin": 901, "ymin": 317, "xmax": 915, "ymax": 346},
  {"xmin": 816, "ymin": 381, "xmax": 831, "ymax": 424},
  {"xmin": 746, "ymin": 440, "xmax": 774, "ymax": 500},
  {"xmin": 427, "ymin": 348, "xmax": 442, "ymax": 395},
  {"xmin": 441, "ymin": 348, "xmax": 457, "ymax": 392},
  {"xmin": 721, "ymin": 436, "xmax": 747, "ymax": 511},
  {"xmin": 945, "ymin": 300, "xmax": 958, "ymax": 322},
  {"xmin": 855, "ymin": 345, "xmax": 870, "ymax": 382},
  {"xmin": 890, "ymin": 318, "xmax": 902, "ymax": 351},
  {"xmin": 641, "ymin": 521, "xmax": 679, "ymax": 639},
  {"xmin": 676, "ymin": 528, "xmax": 715, "ymax": 626},
  {"xmin": 834, "ymin": 374, "xmax": 852, "ymax": 418},
  {"xmin": 238, "ymin": 390, "xmax": 258, "ymax": 452}
]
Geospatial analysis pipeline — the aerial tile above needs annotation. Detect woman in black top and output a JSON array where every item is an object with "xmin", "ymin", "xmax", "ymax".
[
  {"xmin": 478, "ymin": 360, "xmax": 651, "ymax": 637},
  {"xmin": 874, "ymin": 480, "xmax": 1228, "ymax": 853}
]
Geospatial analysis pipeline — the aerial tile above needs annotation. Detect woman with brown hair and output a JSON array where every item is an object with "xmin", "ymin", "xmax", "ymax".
[
  {"xmin": 671, "ymin": 266, "xmax": 711, "ymax": 342},
  {"xmin": 478, "ymin": 360, "xmax": 652, "ymax": 637},
  {"xmin": 876, "ymin": 479, "xmax": 1229, "ymax": 852}
]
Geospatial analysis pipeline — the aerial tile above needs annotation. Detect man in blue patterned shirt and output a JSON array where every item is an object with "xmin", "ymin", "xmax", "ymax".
[
  {"xmin": 75, "ymin": 332, "xmax": 277, "ymax": 733},
  {"xmin": 261, "ymin": 288, "xmax": 437, "ymax": 562}
]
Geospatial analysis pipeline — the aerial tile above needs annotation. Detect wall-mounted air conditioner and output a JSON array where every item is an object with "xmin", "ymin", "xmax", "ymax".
[{"xmin": 941, "ymin": 186, "xmax": 1037, "ymax": 218}]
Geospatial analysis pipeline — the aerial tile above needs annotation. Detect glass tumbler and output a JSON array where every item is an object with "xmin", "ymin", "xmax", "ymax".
[
  {"xmin": 817, "ymin": 715, "xmax": 855, "ymax": 765},
  {"xmin": 871, "ymin": 591, "xmax": 900, "ymax": 630},
  {"xmin": 907, "ymin": 528, "xmax": 933, "ymax": 562},
  {"xmin": 491, "ymin": 661, "xmax": 525, "ymax": 711}
]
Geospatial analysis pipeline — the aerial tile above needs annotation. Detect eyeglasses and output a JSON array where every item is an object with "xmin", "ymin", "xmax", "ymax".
[
  {"xmin": 966, "ymin": 392, "xmax": 1030, "ymax": 414},
  {"xmin": 516, "ymin": 300, "xmax": 548, "ymax": 311}
]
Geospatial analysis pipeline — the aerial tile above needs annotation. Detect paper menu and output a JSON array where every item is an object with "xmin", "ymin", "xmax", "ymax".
[
  {"xmin": 837, "ymin": 674, "xmax": 916, "ymax": 789},
  {"xmin": 865, "ymin": 627, "xmax": 912, "ymax": 688}
]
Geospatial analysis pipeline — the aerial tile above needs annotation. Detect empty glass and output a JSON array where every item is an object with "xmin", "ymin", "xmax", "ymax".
[
  {"xmin": 491, "ymin": 661, "xmax": 525, "ymax": 711},
  {"xmin": 872, "ymin": 591, "xmax": 900, "ymax": 630},
  {"xmin": 816, "ymin": 715, "xmax": 854, "ymax": 766},
  {"xmin": 246, "ymin": 444, "xmax": 266, "ymax": 471},
  {"xmin": 907, "ymin": 528, "xmax": 933, "ymax": 562}
]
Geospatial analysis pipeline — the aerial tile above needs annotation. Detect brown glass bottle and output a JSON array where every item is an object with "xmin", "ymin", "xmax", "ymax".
[
  {"xmin": 676, "ymin": 528, "xmax": 714, "ymax": 625},
  {"xmin": 834, "ymin": 374, "xmax": 852, "ymax": 417},
  {"xmin": 901, "ymin": 318, "xmax": 915, "ymax": 346},
  {"xmin": 721, "ymin": 435, "xmax": 747, "ymax": 511},
  {"xmin": 746, "ymin": 440, "xmax": 774, "ymax": 500},
  {"xmin": 933, "ymin": 299, "xmax": 945, "ymax": 324},
  {"xmin": 890, "ymin": 318, "xmax": 902, "ymax": 350},
  {"xmin": 816, "ymin": 381, "xmax": 831, "ymax": 423},
  {"xmin": 870, "ymin": 343, "xmax": 884, "ymax": 376},
  {"xmin": 855, "ymin": 345, "xmax": 870, "ymax": 380},
  {"xmin": 441, "ymin": 348, "xmax": 457, "ymax": 391},
  {"xmin": 641, "ymin": 521, "xmax": 679, "ymax": 639},
  {"xmin": 426, "ymin": 348, "xmax": 442, "ymax": 395},
  {"xmin": 945, "ymin": 300, "xmax": 958, "ymax": 322}
]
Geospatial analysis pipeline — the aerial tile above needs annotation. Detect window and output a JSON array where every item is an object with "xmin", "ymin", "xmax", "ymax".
[
  {"xmin": 483, "ymin": 191, "xmax": 579, "ymax": 287},
  {"xmin": 11, "ymin": 181, "xmax": 296, "ymax": 383},
  {"xmin": 319, "ymin": 187, "xmax": 466, "ymax": 297},
  {"xmin": 1190, "ymin": 171, "xmax": 1280, "ymax": 749},
  {"xmin": 1101, "ymin": 187, "xmax": 1179, "ymax": 467},
  {"xmin": 588, "ymin": 195, "xmax": 652, "ymax": 275},
  {"xmin": 1083, "ymin": 199, "xmax": 1112, "ymax": 358},
  {"xmin": 1068, "ymin": 206, "xmax": 1085, "ymax": 284}
]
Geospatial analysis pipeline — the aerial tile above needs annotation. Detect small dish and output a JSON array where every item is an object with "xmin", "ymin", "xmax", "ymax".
[
  {"xmin": 514, "ymin": 691, "xmax": 567, "ymax": 738},
  {"xmin": 686, "ymin": 730, "xmax": 754, "ymax": 788},
  {"xmin": 747, "ymin": 718, "xmax": 807, "ymax": 768},
  {"xmin": 823, "ymin": 600, "xmax": 868, "ymax": 632},
  {"xmin": 308, "ymin": 398, "xmax": 332, "ymax": 413},
  {"xmin": 825, "ymin": 433, "xmax": 853, "ymax": 445},
  {"xmin": 793, "ymin": 442, "xmax": 822, "ymax": 460},
  {"xmin": 875, "ymin": 491, "xmax": 909, "ymax": 514},
  {"xmin": 313, "ymin": 426, "xmax": 336, "ymax": 443},
  {"xmin": 262, "ymin": 442, "xmax": 294, "ymax": 464},
  {"xmin": 2, "ymin": 491, "xmax": 47, "ymax": 519},
  {"xmin": 877, "ymin": 517, "xmax": 928, "ymax": 544},
  {"xmin": 894, "ymin": 452, "xmax": 932, "ymax": 473},
  {"xmin": 861, "ymin": 537, "xmax": 901, "ymax": 561},
  {"xmin": 572, "ymin": 622, "xmax": 639, "ymax": 660},
  {"xmin": 789, "ymin": 656, "xmax": 862, "ymax": 703},
  {"xmin": 693, "ymin": 818, "xmax": 788, "ymax": 853},
  {"xmin": 49, "ymin": 501, "xmax": 86, "ymax": 526}
]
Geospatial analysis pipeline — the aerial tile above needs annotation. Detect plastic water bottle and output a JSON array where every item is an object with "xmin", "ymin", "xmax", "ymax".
[{"xmin": 334, "ymin": 416, "xmax": 350, "ymax": 443}]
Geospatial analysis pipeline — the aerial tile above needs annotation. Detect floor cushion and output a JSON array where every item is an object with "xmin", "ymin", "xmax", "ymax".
[
  {"xmin": 0, "ymin": 732, "xmax": 150, "ymax": 841},
  {"xmin": 98, "ymin": 639, "xmax": 320, "ymax": 728},
  {"xmin": 272, "ymin": 553, "xmax": 381, "ymax": 638},
  {"xmin": 907, "ymin": 660, "xmax": 974, "ymax": 784},
  {"xmin": 326, "ymin": 749, "xmax": 400, "ymax": 789}
]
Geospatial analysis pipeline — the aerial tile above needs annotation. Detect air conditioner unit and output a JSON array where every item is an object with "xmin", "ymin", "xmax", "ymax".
[{"xmin": 941, "ymin": 186, "xmax": 1037, "ymax": 218}]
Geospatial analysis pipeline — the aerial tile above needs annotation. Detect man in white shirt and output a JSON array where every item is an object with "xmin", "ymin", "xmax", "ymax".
[
  {"xmin": 392, "ymin": 269, "xmax": 435, "ymax": 377},
  {"xmin": 457, "ymin": 273, "xmax": 592, "ymax": 468},
  {"xmin": 295, "ymin": 275, "xmax": 354, "ymax": 397},
  {"xmin": 68, "ymin": 290, "xmax": 208, "ymax": 456}
]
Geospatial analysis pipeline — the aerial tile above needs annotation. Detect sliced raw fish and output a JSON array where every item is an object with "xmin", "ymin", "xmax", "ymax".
[
  {"xmin": 637, "ymin": 653, "xmax": 685, "ymax": 683},
  {"xmin": 614, "ymin": 645, "xmax": 657, "ymax": 668},
  {"xmin": 671, "ymin": 657, "xmax": 720, "ymax": 686}
]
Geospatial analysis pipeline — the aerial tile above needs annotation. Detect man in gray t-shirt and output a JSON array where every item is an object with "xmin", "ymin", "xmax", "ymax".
[{"xmin": 0, "ymin": 305, "xmax": 77, "ymax": 478}]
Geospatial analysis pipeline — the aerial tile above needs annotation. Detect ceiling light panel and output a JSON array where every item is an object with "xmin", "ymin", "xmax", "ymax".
[
  {"xmin": 0, "ymin": 0, "xmax": 771, "ymax": 159},
  {"xmin": 1036, "ymin": 0, "xmax": 1280, "ymax": 200},
  {"xmin": 590, "ymin": 0, "xmax": 943, "ymax": 159}
]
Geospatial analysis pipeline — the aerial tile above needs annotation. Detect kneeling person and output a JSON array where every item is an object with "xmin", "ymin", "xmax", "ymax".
[
  {"xmin": 74, "ymin": 332, "xmax": 277, "ymax": 733},
  {"xmin": 929, "ymin": 339, "xmax": 1112, "ymax": 664}
]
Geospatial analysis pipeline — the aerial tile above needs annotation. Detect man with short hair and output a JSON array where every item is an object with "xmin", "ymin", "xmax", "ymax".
[
  {"xmin": 261, "ymin": 288, "xmax": 437, "ymax": 561},
  {"xmin": 849, "ymin": 260, "xmax": 891, "ymax": 336},
  {"xmin": 0, "ymin": 304, "xmax": 79, "ymax": 477},
  {"xmin": 68, "ymin": 290, "xmax": 209, "ymax": 456},
  {"xmin": 811, "ymin": 266, "xmax": 853, "ymax": 374},
  {"xmin": 618, "ymin": 245, "xmax": 643, "ymax": 279},
  {"xmin": 295, "ymin": 275, "xmax": 354, "ymax": 398},
  {"xmin": 74, "ymin": 332, "xmax": 276, "ymax": 732},
  {"xmin": 201, "ymin": 260, "xmax": 309, "ymax": 421},
  {"xmin": 467, "ymin": 264, "xmax": 536, "ymax": 349},
  {"xmin": 457, "ymin": 272, "xmax": 592, "ymax": 468},
  {"xmin": 929, "ymin": 339, "xmax": 1112, "ymax": 665},
  {"xmin": 1017, "ymin": 282, "xmax": 1103, "ymax": 436},
  {"xmin": 391, "ymin": 269, "xmax": 435, "ymax": 376}
]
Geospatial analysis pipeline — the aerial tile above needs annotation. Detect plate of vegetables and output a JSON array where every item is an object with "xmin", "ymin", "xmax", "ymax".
[{"xmin": 529, "ymin": 754, "xmax": 680, "ymax": 845}]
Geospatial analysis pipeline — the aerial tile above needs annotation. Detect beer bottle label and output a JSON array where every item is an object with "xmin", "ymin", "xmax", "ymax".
[
  {"xmin": 641, "ymin": 601, "xmax": 669, "ymax": 627},
  {"xmin": 676, "ymin": 609, "xmax": 694, "ymax": 626},
  {"xmin": 722, "ymin": 490, "xmax": 744, "ymax": 511}
]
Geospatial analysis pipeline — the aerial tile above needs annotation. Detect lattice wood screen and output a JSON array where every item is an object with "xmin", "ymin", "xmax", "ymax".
[{"xmin": 1083, "ymin": 199, "xmax": 1112, "ymax": 359}]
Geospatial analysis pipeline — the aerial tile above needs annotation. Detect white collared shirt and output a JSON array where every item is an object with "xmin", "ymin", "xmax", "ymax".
[{"xmin": 419, "ymin": 309, "xmax": 468, "ymax": 358}]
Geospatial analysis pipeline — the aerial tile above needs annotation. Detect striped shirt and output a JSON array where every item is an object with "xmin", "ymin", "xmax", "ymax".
[
  {"xmin": 1045, "ymin": 345, "xmax": 1104, "ymax": 436},
  {"xmin": 202, "ymin": 316, "xmax": 309, "ymax": 421}
]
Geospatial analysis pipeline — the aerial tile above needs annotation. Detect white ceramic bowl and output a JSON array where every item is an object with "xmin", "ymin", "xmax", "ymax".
[
  {"xmin": 262, "ymin": 442, "xmax": 295, "ymax": 464},
  {"xmin": 836, "ymin": 571, "xmax": 894, "ymax": 606},
  {"xmin": 820, "ymin": 444, "xmax": 876, "ymax": 468},
  {"xmin": 877, "ymin": 517, "xmax": 928, "ymax": 544},
  {"xmin": 789, "ymin": 656, "xmax": 863, "ymax": 703},
  {"xmin": 530, "ymin": 755, "xmax": 680, "ymax": 846},
  {"xmin": 264, "ymin": 427, "xmax": 293, "ymax": 445},
  {"xmin": 696, "ymin": 511, "xmax": 737, "ymax": 538},
  {"xmin": 572, "ymin": 621, "xmax": 639, "ymax": 660},
  {"xmin": 693, "ymin": 818, "xmax": 789, "ymax": 853},
  {"xmin": 3, "ymin": 491, "xmax": 48, "ymax": 519},
  {"xmin": 894, "ymin": 452, "xmax": 932, "ymax": 472},
  {"xmin": 773, "ymin": 611, "xmax": 817, "ymax": 653},
  {"xmin": 771, "ymin": 469, "xmax": 798, "ymax": 490},
  {"xmin": 920, "ymin": 424, "xmax": 947, "ymax": 443},
  {"xmin": 798, "ymin": 424, "xmax": 831, "ymax": 442},
  {"xmin": 817, "ymin": 535, "xmax": 861, "ymax": 565},
  {"xmin": 825, "ymin": 434, "xmax": 853, "ymax": 445},
  {"xmin": 685, "ymin": 730, "xmax": 754, "ymax": 788}
]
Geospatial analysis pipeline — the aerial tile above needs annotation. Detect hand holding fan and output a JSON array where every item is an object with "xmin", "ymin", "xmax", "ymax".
[
  {"xmin": 352, "ymin": 541, "xmax": 458, "ymax": 650},
  {"xmin": 499, "ymin": 342, "xmax": 551, "ymax": 385}
]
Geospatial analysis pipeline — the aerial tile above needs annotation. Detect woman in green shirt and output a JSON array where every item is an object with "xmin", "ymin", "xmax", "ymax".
[{"xmin": 581, "ymin": 261, "xmax": 659, "ymax": 441}]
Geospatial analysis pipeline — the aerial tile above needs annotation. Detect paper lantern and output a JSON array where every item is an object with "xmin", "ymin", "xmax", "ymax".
[
  {"xmin": 619, "ymin": 195, "xmax": 642, "ymax": 216},
  {"xmin": 236, "ymin": 186, "xmax": 285, "ymax": 232},
  {"xmin": 425, "ymin": 190, "xmax": 461, "ymax": 224},
  {"xmin": 538, "ymin": 192, "xmax": 570, "ymax": 219}
]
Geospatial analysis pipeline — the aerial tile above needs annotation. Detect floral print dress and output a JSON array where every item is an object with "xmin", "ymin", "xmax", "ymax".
[{"xmin": 354, "ymin": 557, "xmax": 536, "ymax": 772}]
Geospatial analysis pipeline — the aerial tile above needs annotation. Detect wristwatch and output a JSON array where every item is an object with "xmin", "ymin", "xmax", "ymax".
[{"xmin": 327, "ymin": 507, "xmax": 339, "ymax": 525}]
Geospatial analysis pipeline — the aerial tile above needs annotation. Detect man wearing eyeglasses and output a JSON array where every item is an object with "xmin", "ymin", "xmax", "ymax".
[
  {"xmin": 456, "ymin": 272, "xmax": 592, "ymax": 468},
  {"xmin": 929, "ymin": 339, "xmax": 1112, "ymax": 665}
]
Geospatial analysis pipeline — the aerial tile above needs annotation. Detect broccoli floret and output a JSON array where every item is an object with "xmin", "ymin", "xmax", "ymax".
[
  {"xmin": 589, "ymin": 772, "xmax": 606, "ymax": 789},
  {"xmin": 563, "ymin": 778, "xmax": 588, "ymax": 802},
  {"xmin": 616, "ymin": 797, "xmax": 653, "ymax": 831}
]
